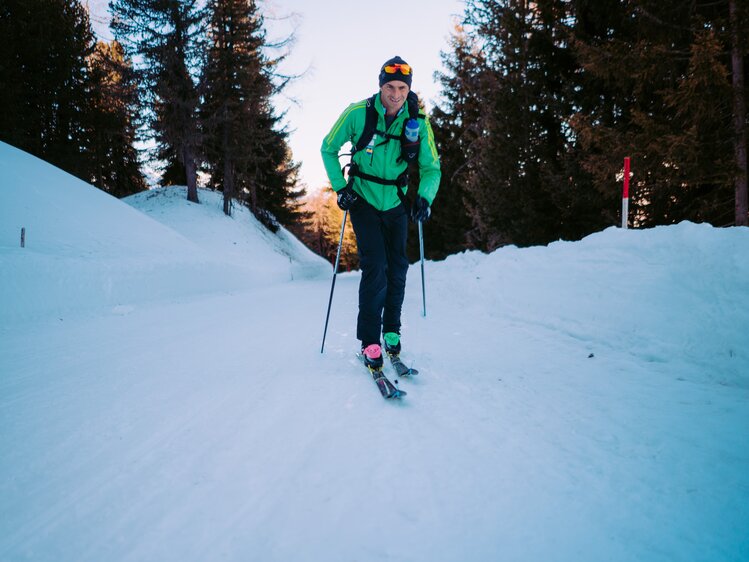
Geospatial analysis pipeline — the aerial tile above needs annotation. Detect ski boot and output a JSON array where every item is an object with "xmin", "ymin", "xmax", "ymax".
[
  {"xmin": 383, "ymin": 332, "xmax": 401, "ymax": 358},
  {"xmin": 383, "ymin": 332, "xmax": 418, "ymax": 377},
  {"xmin": 361, "ymin": 343, "xmax": 384, "ymax": 371}
]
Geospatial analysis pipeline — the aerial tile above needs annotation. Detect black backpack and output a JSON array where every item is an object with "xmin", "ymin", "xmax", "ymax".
[{"xmin": 345, "ymin": 91, "xmax": 425, "ymax": 191}]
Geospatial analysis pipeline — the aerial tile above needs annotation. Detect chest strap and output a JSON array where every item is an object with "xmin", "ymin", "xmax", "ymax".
[{"xmin": 346, "ymin": 162, "xmax": 411, "ymax": 208}]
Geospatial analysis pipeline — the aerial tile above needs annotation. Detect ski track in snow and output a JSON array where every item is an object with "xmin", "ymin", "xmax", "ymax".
[
  {"xmin": 2, "ymin": 271, "xmax": 747, "ymax": 561},
  {"xmin": 1, "ymin": 143, "xmax": 748, "ymax": 561}
]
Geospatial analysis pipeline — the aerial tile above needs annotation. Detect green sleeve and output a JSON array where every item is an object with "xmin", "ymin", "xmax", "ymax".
[
  {"xmin": 320, "ymin": 101, "xmax": 365, "ymax": 192},
  {"xmin": 417, "ymin": 115, "xmax": 441, "ymax": 205}
]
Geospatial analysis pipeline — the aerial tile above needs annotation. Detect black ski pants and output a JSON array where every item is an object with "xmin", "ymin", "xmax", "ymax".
[{"xmin": 349, "ymin": 199, "xmax": 409, "ymax": 347}]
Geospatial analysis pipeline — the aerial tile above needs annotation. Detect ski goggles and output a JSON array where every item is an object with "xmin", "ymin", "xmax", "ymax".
[{"xmin": 382, "ymin": 63, "xmax": 412, "ymax": 75}]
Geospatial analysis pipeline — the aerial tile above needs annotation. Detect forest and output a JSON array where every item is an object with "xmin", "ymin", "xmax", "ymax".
[{"xmin": 1, "ymin": 0, "xmax": 746, "ymax": 265}]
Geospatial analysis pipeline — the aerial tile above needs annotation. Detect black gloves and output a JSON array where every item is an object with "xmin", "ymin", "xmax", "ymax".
[
  {"xmin": 338, "ymin": 187, "xmax": 429, "ymax": 220},
  {"xmin": 336, "ymin": 186, "xmax": 358, "ymax": 211},
  {"xmin": 412, "ymin": 196, "xmax": 431, "ymax": 222}
]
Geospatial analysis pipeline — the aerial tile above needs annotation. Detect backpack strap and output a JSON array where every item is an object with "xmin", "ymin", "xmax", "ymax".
[
  {"xmin": 406, "ymin": 90, "xmax": 426, "ymax": 121},
  {"xmin": 344, "ymin": 92, "xmax": 425, "ymax": 209},
  {"xmin": 348, "ymin": 163, "xmax": 411, "ymax": 209},
  {"xmin": 397, "ymin": 91, "xmax": 425, "ymax": 164},
  {"xmin": 353, "ymin": 93, "xmax": 422, "ymax": 155},
  {"xmin": 352, "ymin": 95, "xmax": 378, "ymax": 154},
  {"xmin": 347, "ymin": 162, "xmax": 408, "ymax": 187}
]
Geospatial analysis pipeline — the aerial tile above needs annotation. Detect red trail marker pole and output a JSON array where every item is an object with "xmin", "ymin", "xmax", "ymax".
[{"xmin": 622, "ymin": 157, "xmax": 630, "ymax": 229}]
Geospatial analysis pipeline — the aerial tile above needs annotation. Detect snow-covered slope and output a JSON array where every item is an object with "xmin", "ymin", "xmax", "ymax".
[
  {"xmin": 125, "ymin": 186, "xmax": 327, "ymax": 281},
  {"xmin": 1, "ymin": 141, "xmax": 748, "ymax": 561},
  {"xmin": 439, "ymin": 223, "xmax": 749, "ymax": 389},
  {"xmin": 0, "ymin": 141, "xmax": 326, "ymax": 325}
]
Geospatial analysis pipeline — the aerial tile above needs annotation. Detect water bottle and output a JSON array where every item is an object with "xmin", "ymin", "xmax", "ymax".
[{"xmin": 404, "ymin": 118, "xmax": 419, "ymax": 143}]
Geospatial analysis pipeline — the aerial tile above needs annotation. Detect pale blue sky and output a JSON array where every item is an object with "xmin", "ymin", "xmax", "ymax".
[{"xmin": 88, "ymin": 0, "xmax": 465, "ymax": 191}]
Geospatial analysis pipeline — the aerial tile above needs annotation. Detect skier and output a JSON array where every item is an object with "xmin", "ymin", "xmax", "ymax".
[{"xmin": 321, "ymin": 56, "xmax": 441, "ymax": 370}]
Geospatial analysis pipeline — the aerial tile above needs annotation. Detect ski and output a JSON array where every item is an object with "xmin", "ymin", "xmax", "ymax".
[
  {"xmin": 358, "ymin": 354, "xmax": 406, "ymax": 399},
  {"xmin": 386, "ymin": 352, "xmax": 419, "ymax": 378}
]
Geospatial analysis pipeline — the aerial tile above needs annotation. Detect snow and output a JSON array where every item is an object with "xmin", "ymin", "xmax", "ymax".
[
  {"xmin": 1, "ymin": 140, "xmax": 748, "ymax": 561},
  {"xmin": 0, "ymin": 141, "xmax": 327, "ymax": 326}
]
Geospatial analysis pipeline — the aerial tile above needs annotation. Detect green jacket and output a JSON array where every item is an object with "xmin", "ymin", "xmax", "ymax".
[{"xmin": 321, "ymin": 93, "xmax": 441, "ymax": 211}]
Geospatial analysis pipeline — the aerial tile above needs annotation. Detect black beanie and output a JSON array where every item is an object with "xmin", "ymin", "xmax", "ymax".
[{"xmin": 379, "ymin": 56, "xmax": 413, "ymax": 88}]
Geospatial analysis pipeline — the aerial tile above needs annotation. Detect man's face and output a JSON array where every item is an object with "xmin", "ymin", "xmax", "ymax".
[{"xmin": 380, "ymin": 80, "xmax": 410, "ymax": 115}]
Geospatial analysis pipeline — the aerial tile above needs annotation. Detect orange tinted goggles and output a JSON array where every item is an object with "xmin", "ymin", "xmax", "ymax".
[{"xmin": 383, "ymin": 63, "xmax": 412, "ymax": 75}]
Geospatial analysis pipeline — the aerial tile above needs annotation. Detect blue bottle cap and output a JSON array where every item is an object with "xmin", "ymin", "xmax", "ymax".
[{"xmin": 405, "ymin": 118, "xmax": 419, "ymax": 142}]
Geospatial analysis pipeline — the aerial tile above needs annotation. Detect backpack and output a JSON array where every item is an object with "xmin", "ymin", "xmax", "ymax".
[{"xmin": 344, "ymin": 91, "xmax": 425, "ymax": 194}]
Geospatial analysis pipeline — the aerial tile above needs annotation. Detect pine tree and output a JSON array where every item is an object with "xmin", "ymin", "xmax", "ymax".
[
  {"xmin": 200, "ymin": 0, "xmax": 304, "ymax": 229},
  {"xmin": 729, "ymin": 0, "xmax": 748, "ymax": 226},
  {"xmin": 427, "ymin": 26, "xmax": 482, "ymax": 259},
  {"xmin": 457, "ymin": 0, "xmax": 584, "ymax": 248},
  {"xmin": 110, "ymin": 0, "xmax": 203, "ymax": 203},
  {"xmin": 572, "ymin": 0, "xmax": 745, "ymax": 227},
  {"xmin": 201, "ymin": 0, "xmax": 262, "ymax": 216},
  {"xmin": 85, "ymin": 40, "xmax": 147, "ymax": 197},
  {"xmin": 295, "ymin": 189, "xmax": 358, "ymax": 270},
  {"xmin": 0, "ymin": 0, "xmax": 95, "ymax": 179}
]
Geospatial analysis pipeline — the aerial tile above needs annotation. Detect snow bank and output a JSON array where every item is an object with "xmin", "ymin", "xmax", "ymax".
[
  {"xmin": 428, "ymin": 223, "xmax": 749, "ymax": 388},
  {"xmin": 125, "ymin": 186, "xmax": 327, "ymax": 281},
  {"xmin": 0, "ymin": 141, "xmax": 327, "ymax": 326}
]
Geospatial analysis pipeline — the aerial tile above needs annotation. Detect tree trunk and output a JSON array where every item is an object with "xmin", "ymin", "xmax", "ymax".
[
  {"xmin": 222, "ymin": 120, "xmax": 233, "ymax": 216},
  {"xmin": 730, "ymin": 0, "xmax": 748, "ymax": 226},
  {"xmin": 223, "ymin": 159, "xmax": 234, "ymax": 216},
  {"xmin": 250, "ymin": 177, "xmax": 258, "ymax": 214},
  {"xmin": 185, "ymin": 150, "xmax": 199, "ymax": 204}
]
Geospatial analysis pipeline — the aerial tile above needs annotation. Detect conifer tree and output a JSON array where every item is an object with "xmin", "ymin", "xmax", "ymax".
[
  {"xmin": 295, "ymin": 189, "xmax": 358, "ymax": 270},
  {"xmin": 428, "ymin": 26, "xmax": 482, "ymax": 258},
  {"xmin": 459, "ymin": 0, "xmax": 584, "ymax": 248},
  {"xmin": 110, "ymin": 0, "xmax": 203, "ymax": 203},
  {"xmin": 0, "ymin": 0, "xmax": 95, "ymax": 178},
  {"xmin": 572, "ymin": 0, "xmax": 745, "ymax": 227},
  {"xmin": 86, "ymin": 40, "xmax": 147, "ymax": 197},
  {"xmin": 200, "ymin": 0, "xmax": 304, "ymax": 229},
  {"xmin": 729, "ymin": 0, "xmax": 748, "ymax": 226}
]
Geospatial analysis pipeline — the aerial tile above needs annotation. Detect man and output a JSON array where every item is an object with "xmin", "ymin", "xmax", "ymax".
[{"xmin": 320, "ymin": 55, "xmax": 441, "ymax": 369}]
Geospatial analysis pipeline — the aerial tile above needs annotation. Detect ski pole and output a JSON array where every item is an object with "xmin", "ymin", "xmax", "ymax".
[
  {"xmin": 418, "ymin": 220, "xmax": 426, "ymax": 317},
  {"xmin": 321, "ymin": 210, "xmax": 348, "ymax": 353}
]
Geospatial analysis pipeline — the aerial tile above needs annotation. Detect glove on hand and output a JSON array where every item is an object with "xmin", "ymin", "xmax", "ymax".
[
  {"xmin": 336, "ymin": 186, "xmax": 358, "ymax": 211},
  {"xmin": 412, "ymin": 196, "xmax": 431, "ymax": 222}
]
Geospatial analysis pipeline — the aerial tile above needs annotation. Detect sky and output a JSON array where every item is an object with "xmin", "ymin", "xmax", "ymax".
[{"xmin": 87, "ymin": 0, "xmax": 466, "ymax": 192}]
